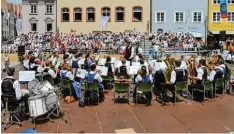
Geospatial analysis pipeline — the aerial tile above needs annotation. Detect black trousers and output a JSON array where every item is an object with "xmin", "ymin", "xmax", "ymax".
[
  {"xmin": 17, "ymin": 95, "xmax": 29, "ymax": 113},
  {"xmin": 188, "ymin": 84, "xmax": 204, "ymax": 101}
]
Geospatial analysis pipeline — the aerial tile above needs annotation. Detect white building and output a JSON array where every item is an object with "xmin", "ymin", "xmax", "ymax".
[{"xmin": 22, "ymin": 0, "xmax": 56, "ymax": 33}]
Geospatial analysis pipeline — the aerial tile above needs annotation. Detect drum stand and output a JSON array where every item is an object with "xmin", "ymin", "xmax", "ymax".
[{"xmin": 45, "ymin": 103, "xmax": 68, "ymax": 124}]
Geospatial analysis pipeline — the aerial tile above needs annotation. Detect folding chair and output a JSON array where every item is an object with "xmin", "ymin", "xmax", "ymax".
[
  {"xmin": 215, "ymin": 78, "xmax": 225, "ymax": 99},
  {"xmin": 194, "ymin": 81, "xmax": 213, "ymax": 104},
  {"xmin": 86, "ymin": 82, "xmax": 99, "ymax": 105},
  {"xmin": 113, "ymin": 82, "xmax": 130, "ymax": 104},
  {"xmin": 136, "ymin": 82, "xmax": 152, "ymax": 105},
  {"xmin": 174, "ymin": 81, "xmax": 188, "ymax": 104},
  {"xmin": 59, "ymin": 78, "xmax": 72, "ymax": 100}
]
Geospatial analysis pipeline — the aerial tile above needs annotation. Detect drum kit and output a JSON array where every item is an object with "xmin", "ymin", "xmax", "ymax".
[{"xmin": 27, "ymin": 79, "xmax": 67, "ymax": 129}]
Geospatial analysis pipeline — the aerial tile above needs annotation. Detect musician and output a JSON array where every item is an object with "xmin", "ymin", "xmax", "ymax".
[
  {"xmin": 124, "ymin": 41, "xmax": 134, "ymax": 64},
  {"xmin": 180, "ymin": 55, "xmax": 188, "ymax": 69},
  {"xmin": 188, "ymin": 59, "xmax": 207, "ymax": 101},
  {"xmin": 105, "ymin": 56, "xmax": 114, "ymax": 77},
  {"xmin": 133, "ymin": 66, "xmax": 153, "ymax": 106},
  {"xmin": 87, "ymin": 64, "xmax": 105, "ymax": 101},
  {"xmin": 43, "ymin": 61, "xmax": 58, "ymax": 79},
  {"xmin": 225, "ymin": 51, "xmax": 233, "ymax": 64},
  {"xmin": 139, "ymin": 58, "xmax": 149, "ymax": 74},
  {"xmin": 1, "ymin": 67, "xmax": 30, "ymax": 114},
  {"xmin": 30, "ymin": 59, "xmax": 44, "ymax": 74},
  {"xmin": 117, "ymin": 58, "xmax": 130, "ymax": 79},
  {"xmin": 162, "ymin": 60, "xmax": 187, "ymax": 97},
  {"xmin": 60, "ymin": 63, "xmax": 74, "ymax": 81},
  {"xmin": 22, "ymin": 55, "xmax": 30, "ymax": 70}
]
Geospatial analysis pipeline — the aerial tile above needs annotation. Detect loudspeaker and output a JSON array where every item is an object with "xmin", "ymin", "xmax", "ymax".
[
  {"xmin": 18, "ymin": 45, "xmax": 25, "ymax": 56},
  {"xmin": 220, "ymin": 31, "xmax": 226, "ymax": 41}
]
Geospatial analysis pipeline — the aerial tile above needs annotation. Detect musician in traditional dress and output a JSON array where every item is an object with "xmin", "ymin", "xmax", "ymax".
[
  {"xmin": 86, "ymin": 64, "xmax": 105, "ymax": 101},
  {"xmin": 43, "ymin": 61, "xmax": 58, "ymax": 79},
  {"xmin": 188, "ymin": 59, "xmax": 207, "ymax": 101},
  {"xmin": 31, "ymin": 58, "xmax": 44, "ymax": 74},
  {"xmin": 1, "ymin": 67, "xmax": 30, "ymax": 114},
  {"xmin": 117, "ymin": 58, "xmax": 130, "ymax": 80},
  {"xmin": 124, "ymin": 40, "xmax": 134, "ymax": 65},
  {"xmin": 133, "ymin": 66, "xmax": 153, "ymax": 106},
  {"xmin": 60, "ymin": 63, "xmax": 74, "ymax": 81},
  {"xmin": 225, "ymin": 51, "xmax": 233, "ymax": 64}
]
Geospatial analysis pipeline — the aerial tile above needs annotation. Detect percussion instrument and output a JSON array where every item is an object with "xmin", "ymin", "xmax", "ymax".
[
  {"xmin": 38, "ymin": 81, "xmax": 55, "ymax": 94},
  {"xmin": 45, "ymin": 91, "xmax": 59, "ymax": 110},
  {"xmin": 28, "ymin": 94, "xmax": 47, "ymax": 117},
  {"xmin": 28, "ymin": 79, "xmax": 40, "ymax": 89}
]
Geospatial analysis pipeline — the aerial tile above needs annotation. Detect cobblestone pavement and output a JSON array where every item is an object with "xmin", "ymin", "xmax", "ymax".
[{"xmin": 1, "ymin": 60, "xmax": 234, "ymax": 133}]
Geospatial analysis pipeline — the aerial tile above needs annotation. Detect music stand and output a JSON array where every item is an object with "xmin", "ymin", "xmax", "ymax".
[{"xmin": 19, "ymin": 71, "xmax": 36, "ymax": 89}]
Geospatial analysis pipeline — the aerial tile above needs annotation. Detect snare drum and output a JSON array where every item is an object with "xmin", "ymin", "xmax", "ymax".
[
  {"xmin": 46, "ymin": 92, "xmax": 59, "ymax": 110},
  {"xmin": 38, "ymin": 81, "xmax": 55, "ymax": 94},
  {"xmin": 28, "ymin": 94, "xmax": 47, "ymax": 117}
]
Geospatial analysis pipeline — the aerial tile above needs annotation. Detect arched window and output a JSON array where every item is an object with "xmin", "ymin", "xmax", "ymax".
[
  {"xmin": 74, "ymin": 8, "xmax": 82, "ymax": 22},
  {"xmin": 133, "ymin": 6, "xmax": 142, "ymax": 22},
  {"xmin": 87, "ymin": 7, "xmax": 95, "ymax": 22},
  {"xmin": 116, "ymin": 7, "xmax": 124, "ymax": 22},
  {"xmin": 61, "ymin": 8, "xmax": 69, "ymax": 22},
  {"xmin": 102, "ymin": 7, "xmax": 111, "ymax": 21}
]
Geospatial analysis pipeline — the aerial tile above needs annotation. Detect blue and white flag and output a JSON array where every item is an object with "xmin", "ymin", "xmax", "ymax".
[{"xmin": 100, "ymin": 16, "xmax": 110, "ymax": 31}]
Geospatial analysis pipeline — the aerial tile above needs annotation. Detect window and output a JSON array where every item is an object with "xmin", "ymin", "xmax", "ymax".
[
  {"xmin": 61, "ymin": 8, "xmax": 69, "ymax": 22},
  {"xmin": 133, "ymin": 7, "xmax": 142, "ymax": 22},
  {"xmin": 193, "ymin": 12, "xmax": 202, "ymax": 22},
  {"xmin": 30, "ymin": 5, "xmax": 37, "ymax": 14},
  {"xmin": 227, "ymin": 0, "xmax": 234, "ymax": 4},
  {"xmin": 212, "ymin": 12, "xmax": 221, "ymax": 22},
  {"xmin": 116, "ymin": 7, "xmax": 124, "ymax": 22},
  {"xmin": 102, "ymin": 7, "xmax": 110, "ymax": 21},
  {"xmin": 228, "ymin": 12, "xmax": 234, "ymax": 22},
  {"xmin": 155, "ymin": 12, "xmax": 165, "ymax": 23},
  {"xmin": 31, "ymin": 23, "xmax": 37, "ymax": 31},
  {"xmin": 213, "ymin": 0, "xmax": 220, "ymax": 4},
  {"xmin": 46, "ymin": 23, "xmax": 52, "ymax": 31},
  {"xmin": 87, "ymin": 7, "xmax": 95, "ymax": 22},
  {"xmin": 74, "ymin": 8, "xmax": 82, "ymax": 21},
  {"xmin": 46, "ymin": 5, "xmax": 53, "ymax": 14},
  {"xmin": 174, "ymin": 12, "xmax": 184, "ymax": 23}
]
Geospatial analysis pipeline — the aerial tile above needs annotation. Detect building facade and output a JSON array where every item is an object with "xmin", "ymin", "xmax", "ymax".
[
  {"xmin": 152, "ymin": 0, "xmax": 208, "ymax": 38},
  {"xmin": 22, "ymin": 0, "xmax": 56, "ymax": 33},
  {"xmin": 1, "ymin": 0, "xmax": 16, "ymax": 39},
  {"xmin": 208, "ymin": 0, "xmax": 234, "ymax": 35},
  {"xmin": 57, "ymin": 0, "xmax": 150, "ymax": 34}
]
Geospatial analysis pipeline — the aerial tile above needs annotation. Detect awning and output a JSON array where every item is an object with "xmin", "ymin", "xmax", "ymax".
[
  {"xmin": 189, "ymin": 32, "xmax": 202, "ymax": 37},
  {"xmin": 210, "ymin": 31, "xmax": 234, "ymax": 35}
]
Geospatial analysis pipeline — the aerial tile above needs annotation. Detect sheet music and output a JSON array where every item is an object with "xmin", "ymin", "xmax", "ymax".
[
  {"xmin": 132, "ymin": 62, "xmax": 140, "ymax": 66},
  {"xmin": 76, "ymin": 69, "xmax": 87, "ymax": 79},
  {"xmin": 78, "ymin": 58, "xmax": 85, "ymax": 65},
  {"xmin": 19, "ymin": 71, "xmax": 35, "ymax": 82},
  {"xmin": 111, "ymin": 57, "xmax": 117, "ymax": 64},
  {"xmin": 129, "ymin": 66, "xmax": 141, "ymax": 75},
  {"xmin": 98, "ymin": 58, "xmax": 106, "ymax": 66},
  {"xmin": 114, "ymin": 60, "xmax": 122, "ymax": 68},
  {"xmin": 96, "ymin": 66, "xmax": 108, "ymax": 76}
]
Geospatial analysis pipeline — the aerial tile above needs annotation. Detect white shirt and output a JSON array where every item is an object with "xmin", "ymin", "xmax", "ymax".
[
  {"xmin": 4, "ymin": 56, "xmax": 9, "ymax": 62},
  {"xmin": 44, "ymin": 67, "xmax": 57, "ymax": 78},
  {"xmin": 225, "ymin": 54, "xmax": 232, "ymax": 61},
  {"xmin": 23, "ymin": 59, "xmax": 29, "ymax": 69},
  {"xmin": 180, "ymin": 61, "xmax": 188, "ymax": 69},
  {"xmin": 197, "ymin": 67, "xmax": 204, "ymax": 80},
  {"xmin": 170, "ymin": 68, "xmax": 185, "ymax": 84},
  {"xmin": 1, "ymin": 76, "xmax": 22, "ymax": 100},
  {"xmin": 60, "ymin": 70, "xmax": 74, "ymax": 81},
  {"xmin": 135, "ymin": 74, "xmax": 153, "ymax": 83}
]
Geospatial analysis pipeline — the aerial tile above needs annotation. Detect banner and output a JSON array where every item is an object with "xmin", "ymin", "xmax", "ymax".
[
  {"xmin": 220, "ymin": 0, "xmax": 227, "ymax": 18},
  {"xmin": 100, "ymin": 16, "xmax": 110, "ymax": 31}
]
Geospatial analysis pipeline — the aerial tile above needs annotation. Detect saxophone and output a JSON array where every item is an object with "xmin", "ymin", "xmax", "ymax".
[{"xmin": 163, "ymin": 58, "xmax": 173, "ymax": 83}]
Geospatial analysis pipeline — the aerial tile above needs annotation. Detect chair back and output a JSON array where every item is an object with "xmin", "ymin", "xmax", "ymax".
[
  {"xmin": 1, "ymin": 94, "xmax": 17, "ymax": 109},
  {"xmin": 102, "ymin": 76, "xmax": 113, "ymax": 81},
  {"xmin": 115, "ymin": 83, "xmax": 129, "ymax": 93},
  {"xmin": 137, "ymin": 82, "xmax": 152, "ymax": 92},
  {"xmin": 59, "ymin": 78, "xmax": 71, "ymax": 89},
  {"xmin": 204, "ymin": 81, "xmax": 213, "ymax": 91},
  {"xmin": 175, "ymin": 81, "xmax": 187, "ymax": 91},
  {"xmin": 87, "ymin": 82, "xmax": 99, "ymax": 92},
  {"xmin": 215, "ymin": 78, "xmax": 223, "ymax": 87}
]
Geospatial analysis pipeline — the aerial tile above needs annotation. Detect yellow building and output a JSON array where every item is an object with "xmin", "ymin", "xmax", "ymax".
[
  {"xmin": 56, "ymin": 0, "xmax": 150, "ymax": 34},
  {"xmin": 208, "ymin": 0, "xmax": 234, "ymax": 35}
]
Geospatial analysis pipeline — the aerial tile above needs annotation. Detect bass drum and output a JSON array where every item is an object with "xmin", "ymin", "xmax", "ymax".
[
  {"xmin": 46, "ymin": 91, "xmax": 59, "ymax": 110},
  {"xmin": 28, "ymin": 94, "xmax": 47, "ymax": 117}
]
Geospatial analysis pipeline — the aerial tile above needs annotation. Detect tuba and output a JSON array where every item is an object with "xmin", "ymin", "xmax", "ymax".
[
  {"xmin": 188, "ymin": 57, "xmax": 197, "ymax": 84},
  {"xmin": 163, "ymin": 57, "xmax": 173, "ymax": 83}
]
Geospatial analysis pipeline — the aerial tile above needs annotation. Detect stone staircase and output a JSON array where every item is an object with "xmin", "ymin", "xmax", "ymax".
[{"xmin": 140, "ymin": 40, "xmax": 152, "ymax": 60}]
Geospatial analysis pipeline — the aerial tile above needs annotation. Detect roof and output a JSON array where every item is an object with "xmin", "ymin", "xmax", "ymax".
[{"xmin": 2, "ymin": 0, "xmax": 22, "ymax": 18}]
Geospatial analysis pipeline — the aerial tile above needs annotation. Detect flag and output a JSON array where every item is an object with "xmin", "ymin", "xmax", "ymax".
[
  {"xmin": 100, "ymin": 16, "xmax": 110, "ymax": 31},
  {"xmin": 220, "ymin": 0, "xmax": 227, "ymax": 18}
]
